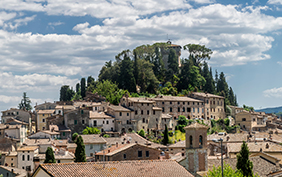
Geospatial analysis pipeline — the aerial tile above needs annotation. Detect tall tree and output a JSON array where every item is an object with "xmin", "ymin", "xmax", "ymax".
[
  {"xmin": 215, "ymin": 70, "xmax": 219, "ymax": 92},
  {"xmin": 228, "ymin": 87, "xmax": 235, "ymax": 106},
  {"xmin": 162, "ymin": 124, "xmax": 169, "ymax": 145},
  {"xmin": 80, "ymin": 78, "xmax": 86, "ymax": 98},
  {"xmin": 183, "ymin": 44, "xmax": 213, "ymax": 67},
  {"xmin": 18, "ymin": 92, "xmax": 32, "ymax": 111},
  {"xmin": 167, "ymin": 48, "xmax": 179, "ymax": 75},
  {"xmin": 119, "ymin": 52, "xmax": 136, "ymax": 92},
  {"xmin": 87, "ymin": 76, "xmax": 95, "ymax": 88},
  {"xmin": 152, "ymin": 46, "xmax": 165, "ymax": 82},
  {"xmin": 133, "ymin": 50, "xmax": 139, "ymax": 86},
  {"xmin": 44, "ymin": 147, "xmax": 56, "ymax": 163},
  {"xmin": 217, "ymin": 72, "xmax": 228, "ymax": 96},
  {"xmin": 236, "ymin": 141, "xmax": 253, "ymax": 177},
  {"xmin": 76, "ymin": 83, "xmax": 80, "ymax": 93},
  {"xmin": 74, "ymin": 136, "xmax": 86, "ymax": 162}
]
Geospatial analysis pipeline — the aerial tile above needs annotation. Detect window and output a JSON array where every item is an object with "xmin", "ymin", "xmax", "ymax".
[
  {"xmin": 198, "ymin": 108, "xmax": 199, "ymax": 113},
  {"xmin": 135, "ymin": 110, "xmax": 138, "ymax": 115},
  {"xmin": 124, "ymin": 154, "xmax": 127, "ymax": 159},
  {"xmin": 42, "ymin": 127, "xmax": 45, "ymax": 130},
  {"xmin": 162, "ymin": 107, "xmax": 164, "ymax": 112},
  {"xmin": 81, "ymin": 110, "xmax": 84, "ymax": 114},
  {"xmin": 156, "ymin": 118, "xmax": 158, "ymax": 122},
  {"xmin": 27, "ymin": 155, "xmax": 30, "ymax": 161},
  {"xmin": 242, "ymin": 118, "xmax": 246, "ymax": 121},
  {"xmin": 193, "ymin": 108, "xmax": 195, "ymax": 113},
  {"xmin": 188, "ymin": 102, "xmax": 190, "ymax": 105},
  {"xmin": 141, "ymin": 110, "xmax": 143, "ymax": 115},
  {"xmin": 127, "ymin": 113, "xmax": 129, "ymax": 116},
  {"xmin": 58, "ymin": 160, "xmax": 61, "ymax": 163},
  {"xmin": 146, "ymin": 151, "xmax": 149, "ymax": 157},
  {"xmin": 183, "ymin": 102, "xmax": 185, "ymax": 105},
  {"xmin": 42, "ymin": 119, "xmax": 45, "ymax": 122},
  {"xmin": 253, "ymin": 118, "xmax": 256, "ymax": 121},
  {"xmin": 153, "ymin": 110, "xmax": 155, "ymax": 115},
  {"xmin": 43, "ymin": 114, "xmax": 44, "ymax": 116},
  {"xmin": 22, "ymin": 167, "xmax": 24, "ymax": 169},
  {"xmin": 189, "ymin": 136, "xmax": 193, "ymax": 147},
  {"xmin": 127, "ymin": 120, "xmax": 129, "ymax": 124},
  {"xmin": 147, "ymin": 110, "xmax": 149, "ymax": 115},
  {"xmin": 143, "ymin": 118, "xmax": 145, "ymax": 123},
  {"xmin": 187, "ymin": 108, "xmax": 191, "ymax": 112},
  {"xmin": 138, "ymin": 151, "xmax": 142, "ymax": 157},
  {"xmin": 199, "ymin": 135, "xmax": 203, "ymax": 147},
  {"xmin": 178, "ymin": 102, "xmax": 180, "ymax": 104},
  {"xmin": 106, "ymin": 120, "xmax": 109, "ymax": 124},
  {"xmin": 63, "ymin": 132, "xmax": 65, "ymax": 136},
  {"xmin": 82, "ymin": 120, "xmax": 85, "ymax": 124},
  {"xmin": 120, "ymin": 112, "xmax": 122, "ymax": 116},
  {"xmin": 170, "ymin": 107, "xmax": 172, "ymax": 112},
  {"xmin": 22, "ymin": 155, "xmax": 25, "ymax": 161},
  {"xmin": 193, "ymin": 102, "xmax": 194, "ymax": 105},
  {"xmin": 11, "ymin": 163, "xmax": 13, "ymax": 166},
  {"xmin": 90, "ymin": 144, "xmax": 93, "ymax": 149},
  {"xmin": 183, "ymin": 107, "xmax": 185, "ymax": 112},
  {"xmin": 94, "ymin": 120, "xmax": 97, "ymax": 126},
  {"xmin": 178, "ymin": 107, "xmax": 180, "ymax": 112},
  {"xmin": 146, "ymin": 119, "xmax": 148, "ymax": 123},
  {"xmin": 142, "ymin": 103, "xmax": 144, "ymax": 106},
  {"xmin": 162, "ymin": 102, "xmax": 164, "ymax": 104},
  {"xmin": 112, "ymin": 120, "xmax": 114, "ymax": 123},
  {"xmin": 170, "ymin": 101, "xmax": 172, "ymax": 104},
  {"xmin": 74, "ymin": 120, "xmax": 77, "ymax": 125},
  {"xmin": 17, "ymin": 112, "xmax": 19, "ymax": 115},
  {"xmin": 111, "ymin": 127, "xmax": 113, "ymax": 131},
  {"xmin": 206, "ymin": 100, "xmax": 209, "ymax": 104},
  {"xmin": 147, "ymin": 103, "xmax": 149, "ymax": 106}
]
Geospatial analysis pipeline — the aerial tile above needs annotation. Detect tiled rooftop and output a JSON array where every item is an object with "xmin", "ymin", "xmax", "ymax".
[
  {"xmin": 80, "ymin": 134, "xmax": 107, "ymax": 144},
  {"xmin": 190, "ymin": 92, "xmax": 224, "ymax": 99},
  {"xmin": 152, "ymin": 95, "xmax": 203, "ymax": 102},
  {"xmin": 89, "ymin": 111, "xmax": 113, "ymax": 119},
  {"xmin": 108, "ymin": 105, "xmax": 132, "ymax": 112},
  {"xmin": 36, "ymin": 160, "xmax": 193, "ymax": 177},
  {"xmin": 17, "ymin": 146, "xmax": 38, "ymax": 151}
]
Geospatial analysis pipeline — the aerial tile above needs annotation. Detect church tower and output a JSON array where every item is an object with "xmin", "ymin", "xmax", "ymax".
[{"xmin": 184, "ymin": 122, "xmax": 208, "ymax": 175}]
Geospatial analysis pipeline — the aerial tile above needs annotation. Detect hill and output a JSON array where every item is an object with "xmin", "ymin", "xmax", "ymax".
[{"xmin": 255, "ymin": 106, "xmax": 282, "ymax": 114}]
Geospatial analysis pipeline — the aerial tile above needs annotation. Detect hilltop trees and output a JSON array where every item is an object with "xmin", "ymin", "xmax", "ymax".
[
  {"xmin": 60, "ymin": 85, "xmax": 75, "ymax": 101},
  {"xmin": 18, "ymin": 92, "xmax": 32, "ymax": 111}
]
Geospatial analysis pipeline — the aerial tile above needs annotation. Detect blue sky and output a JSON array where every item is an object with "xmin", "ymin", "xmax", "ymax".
[{"xmin": 0, "ymin": 0, "xmax": 282, "ymax": 111}]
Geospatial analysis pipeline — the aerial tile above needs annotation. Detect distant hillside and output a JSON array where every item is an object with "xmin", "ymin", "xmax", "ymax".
[{"xmin": 255, "ymin": 106, "xmax": 282, "ymax": 114}]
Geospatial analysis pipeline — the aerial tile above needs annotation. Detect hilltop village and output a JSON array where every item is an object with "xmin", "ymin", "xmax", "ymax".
[{"xmin": 0, "ymin": 41, "xmax": 280, "ymax": 177}]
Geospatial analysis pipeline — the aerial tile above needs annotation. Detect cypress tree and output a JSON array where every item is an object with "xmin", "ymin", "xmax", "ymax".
[
  {"xmin": 236, "ymin": 141, "xmax": 253, "ymax": 177},
  {"xmin": 74, "ymin": 136, "xmax": 86, "ymax": 162},
  {"xmin": 162, "ymin": 124, "xmax": 169, "ymax": 145},
  {"xmin": 44, "ymin": 147, "xmax": 56, "ymax": 163},
  {"xmin": 76, "ymin": 83, "xmax": 80, "ymax": 93},
  {"xmin": 81, "ymin": 78, "xmax": 86, "ymax": 98},
  {"xmin": 167, "ymin": 49, "xmax": 179, "ymax": 75}
]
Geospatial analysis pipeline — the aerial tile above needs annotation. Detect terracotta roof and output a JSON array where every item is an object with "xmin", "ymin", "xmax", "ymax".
[
  {"xmin": 0, "ymin": 165, "xmax": 27, "ymax": 177},
  {"xmin": 95, "ymin": 143, "xmax": 132, "ymax": 155},
  {"xmin": 0, "ymin": 137, "xmax": 16, "ymax": 152},
  {"xmin": 34, "ymin": 160, "xmax": 193, "ymax": 177},
  {"xmin": 169, "ymin": 140, "xmax": 185, "ymax": 148},
  {"xmin": 23, "ymin": 139, "xmax": 52, "ymax": 146},
  {"xmin": 42, "ymin": 130, "xmax": 60, "ymax": 135},
  {"xmin": 127, "ymin": 97, "xmax": 155, "ymax": 103},
  {"xmin": 67, "ymin": 143, "xmax": 77, "ymax": 149},
  {"xmin": 89, "ymin": 111, "xmax": 113, "ymax": 119},
  {"xmin": 228, "ymin": 142, "xmax": 282, "ymax": 153},
  {"xmin": 80, "ymin": 135, "xmax": 107, "ymax": 144},
  {"xmin": 191, "ymin": 92, "xmax": 224, "ymax": 99},
  {"xmin": 17, "ymin": 146, "xmax": 38, "ymax": 151},
  {"xmin": 52, "ymin": 140, "xmax": 68, "ymax": 147},
  {"xmin": 108, "ymin": 105, "xmax": 132, "ymax": 112},
  {"xmin": 5, "ymin": 118, "xmax": 28, "ymax": 125},
  {"xmin": 162, "ymin": 114, "xmax": 172, "ymax": 119},
  {"xmin": 36, "ymin": 151, "xmax": 75, "ymax": 160},
  {"xmin": 207, "ymin": 133, "xmax": 249, "ymax": 142},
  {"xmin": 37, "ymin": 110, "xmax": 55, "ymax": 114},
  {"xmin": 184, "ymin": 122, "xmax": 209, "ymax": 129},
  {"xmin": 208, "ymin": 156, "xmax": 277, "ymax": 177},
  {"xmin": 152, "ymin": 95, "xmax": 203, "ymax": 102},
  {"xmin": 104, "ymin": 133, "xmax": 166, "ymax": 149}
]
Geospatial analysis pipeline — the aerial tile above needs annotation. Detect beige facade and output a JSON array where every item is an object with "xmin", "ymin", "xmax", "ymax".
[
  {"xmin": 235, "ymin": 111, "xmax": 267, "ymax": 131},
  {"xmin": 189, "ymin": 92, "xmax": 225, "ymax": 120},
  {"xmin": 4, "ymin": 151, "xmax": 17, "ymax": 167},
  {"xmin": 36, "ymin": 110, "xmax": 54, "ymax": 131}
]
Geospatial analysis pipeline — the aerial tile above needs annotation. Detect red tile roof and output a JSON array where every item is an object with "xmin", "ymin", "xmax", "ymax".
[{"xmin": 33, "ymin": 160, "xmax": 193, "ymax": 177}]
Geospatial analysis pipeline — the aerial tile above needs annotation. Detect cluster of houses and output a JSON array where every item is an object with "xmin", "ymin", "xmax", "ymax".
[{"xmin": 1, "ymin": 91, "xmax": 282, "ymax": 176}]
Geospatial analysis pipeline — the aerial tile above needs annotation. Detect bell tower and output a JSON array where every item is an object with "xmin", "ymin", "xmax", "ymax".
[{"xmin": 184, "ymin": 122, "xmax": 208, "ymax": 175}]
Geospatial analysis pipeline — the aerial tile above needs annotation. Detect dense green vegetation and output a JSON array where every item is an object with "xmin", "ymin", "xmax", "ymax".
[
  {"xmin": 18, "ymin": 92, "xmax": 32, "ymax": 111},
  {"xmin": 237, "ymin": 141, "xmax": 254, "ymax": 177},
  {"xmin": 59, "ymin": 42, "xmax": 238, "ymax": 109},
  {"xmin": 82, "ymin": 127, "xmax": 101, "ymax": 135},
  {"xmin": 210, "ymin": 118, "xmax": 239, "ymax": 134},
  {"xmin": 74, "ymin": 135, "xmax": 86, "ymax": 162},
  {"xmin": 44, "ymin": 147, "xmax": 56, "ymax": 163}
]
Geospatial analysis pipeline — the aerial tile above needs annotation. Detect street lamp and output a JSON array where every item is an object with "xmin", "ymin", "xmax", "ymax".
[{"xmin": 212, "ymin": 138, "xmax": 223, "ymax": 177}]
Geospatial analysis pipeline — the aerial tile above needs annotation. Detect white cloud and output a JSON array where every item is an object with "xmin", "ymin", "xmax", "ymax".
[
  {"xmin": 263, "ymin": 87, "xmax": 282, "ymax": 98},
  {"xmin": 278, "ymin": 61, "xmax": 282, "ymax": 66},
  {"xmin": 268, "ymin": 0, "xmax": 282, "ymax": 5},
  {"xmin": 189, "ymin": 0, "xmax": 215, "ymax": 4},
  {"xmin": 0, "ymin": 95, "xmax": 21, "ymax": 104}
]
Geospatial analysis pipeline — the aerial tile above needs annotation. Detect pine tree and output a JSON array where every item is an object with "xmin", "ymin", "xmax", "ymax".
[
  {"xmin": 81, "ymin": 78, "xmax": 86, "ymax": 98},
  {"xmin": 18, "ymin": 92, "xmax": 32, "ymax": 111},
  {"xmin": 44, "ymin": 147, "xmax": 56, "ymax": 163},
  {"xmin": 74, "ymin": 136, "xmax": 86, "ymax": 162},
  {"xmin": 119, "ymin": 53, "xmax": 136, "ymax": 92},
  {"xmin": 162, "ymin": 124, "xmax": 169, "ymax": 145},
  {"xmin": 236, "ymin": 141, "xmax": 253, "ymax": 177}
]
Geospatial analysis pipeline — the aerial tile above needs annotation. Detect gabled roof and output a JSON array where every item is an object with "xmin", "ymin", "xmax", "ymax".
[
  {"xmin": 126, "ymin": 97, "xmax": 155, "ymax": 103},
  {"xmin": 184, "ymin": 122, "xmax": 209, "ymax": 129},
  {"xmin": 107, "ymin": 105, "xmax": 132, "ymax": 112},
  {"xmin": 32, "ymin": 160, "xmax": 193, "ymax": 177},
  {"xmin": 89, "ymin": 111, "xmax": 113, "ymax": 119},
  {"xmin": 17, "ymin": 146, "xmax": 38, "ymax": 151},
  {"xmin": 169, "ymin": 140, "xmax": 185, "ymax": 148},
  {"xmin": 152, "ymin": 95, "xmax": 203, "ymax": 102},
  {"xmin": 80, "ymin": 134, "xmax": 106, "ymax": 144}
]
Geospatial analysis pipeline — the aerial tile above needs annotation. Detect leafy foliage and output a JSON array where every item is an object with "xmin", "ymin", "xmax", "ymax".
[
  {"xmin": 236, "ymin": 141, "xmax": 254, "ymax": 177},
  {"xmin": 18, "ymin": 92, "xmax": 32, "ymax": 111},
  {"xmin": 103, "ymin": 134, "xmax": 110, "ymax": 138},
  {"xmin": 72, "ymin": 133, "xmax": 78, "ymax": 141},
  {"xmin": 243, "ymin": 105, "xmax": 254, "ymax": 112},
  {"xmin": 138, "ymin": 129, "xmax": 146, "ymax": 138},
  {"xmin": 60, "ymin": 85, "xmax": 75, "ymax": 101},
  {"xmin": 205, "ymin": 163, "xmax": 244, "ymax": 177},
  {"xmin": 74, "ymin": 136, "xmax": 86, "ymax": 162},
  {"xmin": 82, "ymin": 127, "xmax": 101, "ymax": 135},
  {"xmin": 44, "ymin": 147, "xmax": 56, "ymax": 163}
]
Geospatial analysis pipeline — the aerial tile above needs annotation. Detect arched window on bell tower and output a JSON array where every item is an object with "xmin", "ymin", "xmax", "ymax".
[
  {"xmin": 189, "ymin": 136, "xmax": 193, "ymax": 148},
  {"xmin": 199, "ymin": 135, "xmax": 203, "ymax": 148}
]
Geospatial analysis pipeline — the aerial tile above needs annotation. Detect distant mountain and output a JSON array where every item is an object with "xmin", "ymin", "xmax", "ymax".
[{"xmin": 255, "ymin": 106, "xmax": 282, "ymax": 114}]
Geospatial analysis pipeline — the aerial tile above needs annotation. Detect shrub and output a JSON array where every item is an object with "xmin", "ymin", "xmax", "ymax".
[{"xmin": 103, "ymin": 134, "xmax": 110, "ymax": 138}]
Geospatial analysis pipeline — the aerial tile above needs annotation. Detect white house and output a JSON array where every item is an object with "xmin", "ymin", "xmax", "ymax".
[
  {"xmin": 17, "ymin": 146, "xmax": 39, "ymax": 172},
  {"xmin": 89, "ymin": 111, "xmax": 115, "ymax": 132},
  {"xmin": 80, "ymin": 135, "xmax": 106, "ymax": 157}
]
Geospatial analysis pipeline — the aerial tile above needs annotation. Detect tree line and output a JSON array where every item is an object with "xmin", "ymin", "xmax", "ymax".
[{"xmin": 60, "ymin": 42, "xmax": 238, "ymax": 108}]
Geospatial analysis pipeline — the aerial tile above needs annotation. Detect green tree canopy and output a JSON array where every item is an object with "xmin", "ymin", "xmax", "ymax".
[
  {"xmin": 205, "ymin": 163, "xmax": 244, "ymax": 177},
  {"xmin": 138, "ymin": 129, "xmax": 146, "ymax": 138},
  {"xmin": 183, "ymin": 44, "xmax": 213, "ymax": 67},
  {"xmin": 177, "ymin": 115, "xmax": 188, "ymax": 126},
  {"xmin": 82, "ymin": 127, "xmax": 101, "ymax": 135},
  {"xmin": 162, "ymin": 124, "xmax": 169, "ymax": 145},
  {"xmin": 60, "ymin": 85, "xmax": 75, "ymax": 101},
  {"xmin": 44, "ymin": 147, "xmax": 56, "ymax": 163},
  {"xmin": 236, "ymin": 141, "xmax": 253, "ymax": 177},
  {"xmin": 18, "ymin": 92, "xmax": 32, "ymax": 111},
  {"xmin": 80, "ymin": 78, "xmax": 86, "ymax": 98},
  {"xmin": 74, "ymin": 136, "xmax": 86, "ymax": 162}
]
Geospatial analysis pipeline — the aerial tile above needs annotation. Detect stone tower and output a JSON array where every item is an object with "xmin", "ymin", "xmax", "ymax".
[
  {"xmin": 160, "ymin": 40, "xmax": 182, "ymax": 70},
  {"xmin": 184, "ymin": 122, "xmax": 208, "ymax": 175}
]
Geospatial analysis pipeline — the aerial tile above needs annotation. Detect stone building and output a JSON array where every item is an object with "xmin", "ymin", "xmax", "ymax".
[
  {"xmin": 36, "ymin": 110, "xmax": 54, "ymax": 131},
  {"xmin": 17, "ymin": 146, "xmax": 39, "ymax": 173},
  {"xmin": 88, "ymin": 111, "xmax": 115, "ymax": 132},
  {"xmin": 235, "ymin": 110, "xmax": 267, "ymax": 131},
  {"xmin": 63, "ymin": 109, "xmax": 90, "ymax": 134},
  {"xmin": 188, "ymin": 92, "xmax": 225, "ymax": 120},
  {"xmin": 160, "ymin": 40, "xmax": 182, "ymax": 69},
  {"xmin": 184, "ymin": 122, "xmax": 208, "ymax": 175}
]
